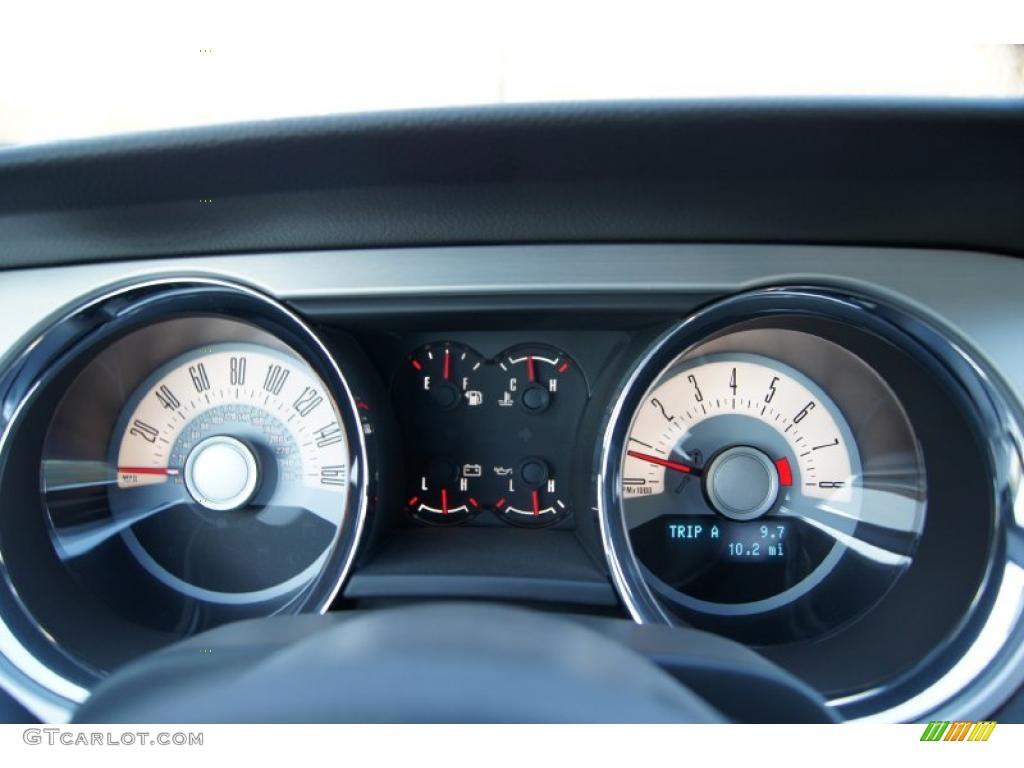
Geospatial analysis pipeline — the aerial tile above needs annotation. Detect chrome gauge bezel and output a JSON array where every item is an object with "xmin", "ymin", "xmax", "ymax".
[
  {"xmin": 0, "ymin": 277, "xmax": 372, "ymax": 720},
  {"xmin": 597, "ymin": 286, "xmax": 1024, "ymax": 722}
]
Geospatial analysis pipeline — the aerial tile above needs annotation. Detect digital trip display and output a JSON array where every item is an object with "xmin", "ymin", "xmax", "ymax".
[{"xmin": 631, "ymin": 514, "xmax": 836, "ymax": 605}]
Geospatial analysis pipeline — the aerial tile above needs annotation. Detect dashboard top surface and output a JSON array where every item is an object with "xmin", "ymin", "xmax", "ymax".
[{"xmin": 0, "ymin": 99, "xmax": 1022, "ymax": 269}]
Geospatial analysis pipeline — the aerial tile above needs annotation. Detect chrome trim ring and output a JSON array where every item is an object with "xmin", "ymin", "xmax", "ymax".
[
  {"xmin": 0, "ymin": 276, "xmax": 371, "ymax": 721},
  {"xmin": 597, "ymin": 286, "xmax": 1024, "ymax": 722}
]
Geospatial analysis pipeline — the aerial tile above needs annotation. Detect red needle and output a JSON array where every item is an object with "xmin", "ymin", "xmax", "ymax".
[
  {"xmin": 626, "ymin": 450, "xmax": 702, "ymax": 476},
  {"xmin": 441, "ymin": 487, "xmax": 449, "ymax": 515},
  {"xmin": 527, "ymin": 355, "xmax": 536, "ymax": 382},
  {"xmin": 443, "ymin": 349, "xmax": 451, "ymax": 380},
  {"xmin": 117, "ymin": 467, "xmax": 179, "ymax": 476},
  {"xmin": 531, "ymin": 489, "xmax": 540, "ymax": 515}
]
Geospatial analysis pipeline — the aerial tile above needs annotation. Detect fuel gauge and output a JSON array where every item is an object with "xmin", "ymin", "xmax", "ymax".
[{"xmin": 408, "ymin": 342, "xmax": 485, "ymax": 410}]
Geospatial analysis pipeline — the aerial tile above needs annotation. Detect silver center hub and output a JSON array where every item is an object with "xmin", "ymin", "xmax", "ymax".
[
  {"xmin": 184, "ymin": 435, "xmax": 260, "ymax": 512},
  {"xmin": 704, "ymin": 445, "xmax": 779, "ymax": 521}
]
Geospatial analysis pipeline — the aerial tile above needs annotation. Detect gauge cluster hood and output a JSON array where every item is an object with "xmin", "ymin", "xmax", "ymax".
[{"xmin": 0, "ymin": 100, "xmax": 1023, "ymax": 269}]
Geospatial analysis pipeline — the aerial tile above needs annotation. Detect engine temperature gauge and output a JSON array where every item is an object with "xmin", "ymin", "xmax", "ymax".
[{"xmin": 498, "ymin": 345, "xmax": 575, "ymax": 413}]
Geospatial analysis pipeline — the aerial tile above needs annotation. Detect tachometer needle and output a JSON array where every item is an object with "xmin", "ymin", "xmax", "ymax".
[
  {"xmin": 626, "ymin": 450, "xmax": 702, "ymax": 476},
  {"xmin": 117, "ymin": 466, "xmax": 180, "ymax": 476}
]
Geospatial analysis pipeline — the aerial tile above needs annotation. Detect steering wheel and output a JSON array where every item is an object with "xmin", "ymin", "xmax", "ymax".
[{"xmin": 74, "ymin": 603, "xmax": 835, "ymax": 723}]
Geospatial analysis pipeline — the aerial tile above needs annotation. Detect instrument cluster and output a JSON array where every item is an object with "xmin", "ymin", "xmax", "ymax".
[{"xmin": 0, "ymin": 276, "xmax": 1019, "ymax": 724}]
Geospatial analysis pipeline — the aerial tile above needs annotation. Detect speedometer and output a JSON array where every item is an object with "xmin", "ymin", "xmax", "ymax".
[
  {"xmin": 21, "ymin": 281, "xmax": 373, "ymax": 682},
  {"xmin": 107, "ymin": 342, "xmax": 349, "ymax": 604}
]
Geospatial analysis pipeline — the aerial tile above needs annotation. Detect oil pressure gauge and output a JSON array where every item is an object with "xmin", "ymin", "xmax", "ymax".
[{"xmin": 492, "ymin": 456, "xmax": 569, "ymax": 527}]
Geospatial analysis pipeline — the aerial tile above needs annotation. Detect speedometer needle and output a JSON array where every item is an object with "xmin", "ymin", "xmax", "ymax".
[
  {"xmin": 117, "ymin": 466, "xmax": 180, "ymax": 476},
  {"xmin": 626, "ymin": 450, "xmax": 703, "ymax": 477}
]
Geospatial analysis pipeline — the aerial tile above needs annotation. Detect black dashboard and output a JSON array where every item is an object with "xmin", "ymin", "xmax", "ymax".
[{"xmin": 1, "ymin": 101, "xmax": 1023, "ymax": 725}]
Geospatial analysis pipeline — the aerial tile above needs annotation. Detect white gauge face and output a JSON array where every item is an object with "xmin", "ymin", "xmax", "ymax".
[
  {"xmin": 108, "ymin": 342, "xmax": 350, "ymax": 605},
  {"xmin": 624, "ymin": 356, "xmax": 856, "ymax": 505},
  {"xmin": 116, "ymin": 344, "xmax": 348, "ymax": 497},
  {"xmin": 621, "ymin": 352, "xmax": 880, "ymax": 616}
]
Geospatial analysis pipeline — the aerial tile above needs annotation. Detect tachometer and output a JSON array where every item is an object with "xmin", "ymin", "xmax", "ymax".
[
  {"xmin": 623, "ymin": 353, "xmax": 871, "ymax": 613},
  {"xmin": 600, "ymin": 299, "xmax": 933, "ymax": 649}
]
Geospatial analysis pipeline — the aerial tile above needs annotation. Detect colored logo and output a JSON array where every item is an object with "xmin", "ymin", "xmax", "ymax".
[{"xmin": 920, "ymin": 721, "xmax": 997, "ymax": 741}]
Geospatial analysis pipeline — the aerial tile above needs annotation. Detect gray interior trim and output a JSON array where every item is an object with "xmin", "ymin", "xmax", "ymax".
[{"xmin": 3, "ymin": 244, "xmax": 1024, "ymax": 402}]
